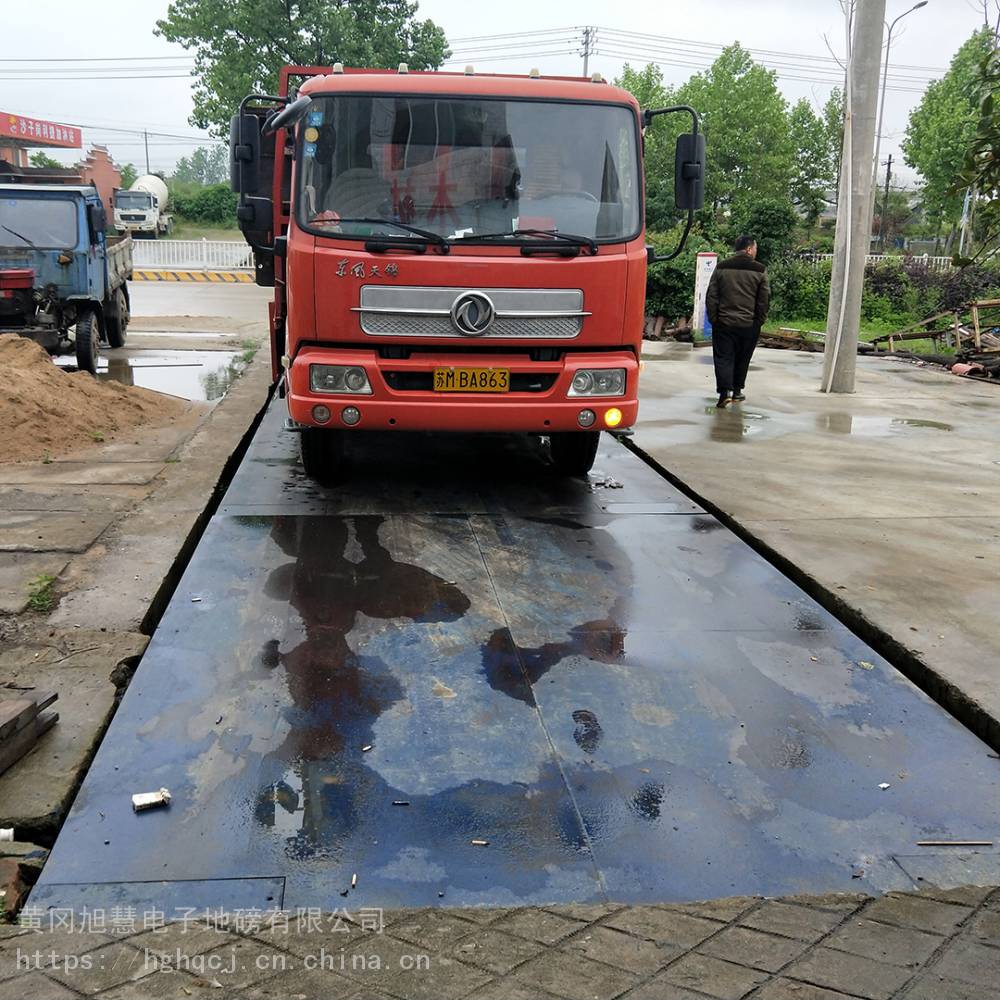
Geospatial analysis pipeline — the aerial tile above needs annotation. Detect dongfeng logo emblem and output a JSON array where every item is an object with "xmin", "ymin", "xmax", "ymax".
[{"xmin": 450, "ymin": 291, "xmax": 496, "ymax": 336}]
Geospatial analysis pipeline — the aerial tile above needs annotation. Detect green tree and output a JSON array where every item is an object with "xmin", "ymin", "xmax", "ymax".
[
  {"xmin": 822, "ymin": 88, "xmax": 845, "ymax": 193},
  {"xmin": 788, "ymin": 98, "xmax": 838, "ymax": 225},
  {"xmin": 28, "ymin": 151, "xmax": 62, "ymax": 169},
  {"xmin": 675, "ymin": 44, "xmax": 794, "ymax": 212},
  {"xmin": 727, "ymin": 196, "xmax": 798, "ymax": 264},
  {"xmin": 119, "ymin": 163, "xmax": 139, "ymax": 189},
  {"xmin": 173, "ymin": 145, "xmax": 229, "ymax": 185},
  {"xmin": 614, "ymin": 63, "xmax": 681, "ymax": 230},
  {"xmin": 156, "ymin": 0, "xmax": 450, "ymax": 136},
  {"xmin": 902, "ymin": 27, "xmax": 993, "ymax": 232}
]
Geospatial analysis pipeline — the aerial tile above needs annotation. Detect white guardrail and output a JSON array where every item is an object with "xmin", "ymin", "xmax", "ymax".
[
  {"xmin": 796, "ymin": 253, "xmax": 956, "ymax": 272},
  {"xmin": 131, "ymin": 241, "xmax": 957, "ymax": 275},
  {"xmin": 131, "ymin": 239, "xmax": 253, "ymax": 271}
]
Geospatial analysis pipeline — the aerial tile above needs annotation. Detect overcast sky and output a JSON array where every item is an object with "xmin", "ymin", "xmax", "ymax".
[{"xmin": 2, "ymin": 0, "xmax": 990, "ymax": 187}]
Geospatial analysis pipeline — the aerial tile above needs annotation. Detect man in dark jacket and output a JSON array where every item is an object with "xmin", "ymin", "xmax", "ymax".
[{"xmin": 705, "ymin": 236, "xmax": 770, "ymax": 408}]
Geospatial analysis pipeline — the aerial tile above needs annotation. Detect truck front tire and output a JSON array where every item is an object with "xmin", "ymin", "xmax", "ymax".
[
  {"xmin": 74, "ymin": 309, "xmax": 101, "ymax": 375},
  {"xmin": 549, "ymin": 431, "xmax": 600, "ymax": 477},
  {"xmin": 300, "ymin": 428, "xmax": 344, "ymax": 484}
]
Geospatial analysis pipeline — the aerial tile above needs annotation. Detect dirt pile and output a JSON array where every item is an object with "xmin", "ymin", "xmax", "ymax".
[{"xmin": 1, "ymin": 336, "xmax": 188, "ymax": 463}]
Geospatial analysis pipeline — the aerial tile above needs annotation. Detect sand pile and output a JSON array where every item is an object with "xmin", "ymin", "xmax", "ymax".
[{"xmin": 1, "ymin": 336, "xmax": 188, "ymax": 463}]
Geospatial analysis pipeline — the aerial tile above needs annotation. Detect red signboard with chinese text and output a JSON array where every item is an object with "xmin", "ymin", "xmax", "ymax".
[{"xmin": 0, "ymin": 112, "xmax": 81, "ymax": 148}]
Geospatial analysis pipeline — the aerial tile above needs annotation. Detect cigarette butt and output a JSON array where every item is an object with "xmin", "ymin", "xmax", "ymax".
[
  {"xmin": 351, "ymin": 873, "xmax": 358, "ymax": 888},
  {"xmin": 392, "ymin": 800, "xmax": 410, "ymax": 806},
  {"xmin": 471, "ymin": 838, "xmax": 489, "ymax": 846},
  {"xmin": 191, "ymin": 597, "xmax": 202, "ymax": 603},
  {"xmin": 132, "ymin": 788, "xmax": 171, "ymax": 812},
  {"xmin": 362, "ymin": 745, "xmax": 373, "ymax": 752}
]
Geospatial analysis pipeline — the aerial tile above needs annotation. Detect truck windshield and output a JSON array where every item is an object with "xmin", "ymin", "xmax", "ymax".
[
  {"xmin": 297, "ymin": 95, "xmax": 641, "ymax": 244},
  {"xmin": 0, "ymin": 197, "xmax": 77, "ymax": 249},
  {"xmin": 116, "ymin": 191, "xmax": 153, "ymax": 209}
]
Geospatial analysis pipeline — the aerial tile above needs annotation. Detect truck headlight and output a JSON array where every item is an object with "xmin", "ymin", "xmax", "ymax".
[
  {"xmin": 310, "ymin": 365, "xmax": 372, "ymax": 394},
  {"xmin": 568, "ymin": 368, "xmax": 626, "ymax": 397}
]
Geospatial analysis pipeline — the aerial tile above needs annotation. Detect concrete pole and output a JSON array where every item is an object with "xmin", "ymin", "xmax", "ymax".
[{"xmin": 822, "ymin": 0, "xmax": 886, "ymax": 394}]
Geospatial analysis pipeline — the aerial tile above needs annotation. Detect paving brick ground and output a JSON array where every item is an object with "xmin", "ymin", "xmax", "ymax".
[{"xmin": 0, "ymin": 885, "xmax": 997, "ymax": 999}]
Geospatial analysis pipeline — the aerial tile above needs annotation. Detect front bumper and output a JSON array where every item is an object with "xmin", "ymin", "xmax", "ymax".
[{"xmin": 286, "ymin": 347, "xmax": 639, "ymax": 432}]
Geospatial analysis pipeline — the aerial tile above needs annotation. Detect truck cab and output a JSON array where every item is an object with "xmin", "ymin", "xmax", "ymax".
[
  {"xmin": 232, "ymin": 66, "xmax": 703, "ymax": 481},
  {"xmin": 0, "ymin": 184, "xmax": 132, "ymax": 372}
]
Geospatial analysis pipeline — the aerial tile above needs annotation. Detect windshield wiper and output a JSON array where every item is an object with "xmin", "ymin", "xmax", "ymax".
[
  {"xmin": 452, "ymin": 228, "xmax": 598, "ymax": 255},
  {"xmin": 1, "ymin": 224, "xmax": 37, "ymax": 249},
  {"xmin": 323, "ymin": 217, "xmax": 450, "ymax": 253}
]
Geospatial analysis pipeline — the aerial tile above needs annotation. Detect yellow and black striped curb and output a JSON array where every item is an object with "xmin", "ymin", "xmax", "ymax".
[{"xmin": 131, "ymin": 269, "xmax": 255, "ymax": 283}]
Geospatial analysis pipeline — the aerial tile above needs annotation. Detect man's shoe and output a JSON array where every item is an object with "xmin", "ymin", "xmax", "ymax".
[
  {"xmin": 732, "ymin": 390, "xmax": 746, "ymax": 402},
  {"xmin": 716, "ymin": 393, "xmax": 731, "ymax": 408}
]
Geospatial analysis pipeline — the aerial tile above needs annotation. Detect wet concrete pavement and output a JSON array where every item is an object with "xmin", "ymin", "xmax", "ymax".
[
  {"xmin": 31, "ymin": 398, "xmax": 1000, "ymax": 914},
  {"xmin": 633, "ymin": 346, "xmax": 1000, "ymax": 749}
]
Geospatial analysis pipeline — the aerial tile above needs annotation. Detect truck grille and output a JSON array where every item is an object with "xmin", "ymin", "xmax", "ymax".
[
  {"xmin": 122, "ymin": 214, "xmax": 145, "ymax": 222},
  {"xmin": 356, "ymin": 286, "xmax": 587, "ymax": 340}
]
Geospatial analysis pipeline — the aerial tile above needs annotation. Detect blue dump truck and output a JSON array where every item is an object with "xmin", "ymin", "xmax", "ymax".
[{"xmin": 0, "ymin": 183, "xmax": 132, "ymax": 374}]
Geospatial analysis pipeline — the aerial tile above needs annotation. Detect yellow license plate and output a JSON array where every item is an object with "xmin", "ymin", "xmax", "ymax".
[{"xmin": 433, "ymin": 367, "xmax": 510, "ymax": 392}]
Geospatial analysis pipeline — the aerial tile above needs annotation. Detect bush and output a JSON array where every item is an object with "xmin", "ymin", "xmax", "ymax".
[
  {"xmin": 170, "ymin": 183, "xmax": 237, "ymax": 225},
  {"xmin": 767, "ymin": 259, "xmax": 831, "ymax": 321},
  {"xmin": 645, "ymin": 225, "xmax": 715, "ymax": 321}
]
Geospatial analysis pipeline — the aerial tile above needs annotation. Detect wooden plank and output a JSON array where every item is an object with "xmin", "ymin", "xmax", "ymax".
[
  {"xmin": 0, "ymin": 692, "xmax": 57, "ymax": 743},
  {"xmin": 0, "ymin": 710, "xmax": 58, "ymax": 776},
  {"xmin": 973, "ymin": 304, "xmax": 982, "ymax": 350}
]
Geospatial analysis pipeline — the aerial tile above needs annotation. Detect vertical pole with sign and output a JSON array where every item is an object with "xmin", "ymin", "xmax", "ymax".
[{"xmin": 692, "ymin": 252, "xmax": 717, "ymax": 339}]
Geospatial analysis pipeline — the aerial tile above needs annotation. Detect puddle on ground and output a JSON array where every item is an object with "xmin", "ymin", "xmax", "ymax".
[
  {"xmin": 56, "ymin": 349, "xmax": 244, "ymax": 402},
  {"xmin": 816, "ymin": 414, "xmax": 954, "ymax": 436}
]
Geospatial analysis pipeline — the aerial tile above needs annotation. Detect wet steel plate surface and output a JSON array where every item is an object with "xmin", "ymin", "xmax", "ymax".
[{"xmin": 33, "ymin": 401, "xmax": 1000, "ymax": 912}]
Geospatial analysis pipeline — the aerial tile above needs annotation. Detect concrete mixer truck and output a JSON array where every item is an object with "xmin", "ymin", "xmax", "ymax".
[{"xmin": 113, "ymin": 174, "xmax": 173, "ymax": 238}]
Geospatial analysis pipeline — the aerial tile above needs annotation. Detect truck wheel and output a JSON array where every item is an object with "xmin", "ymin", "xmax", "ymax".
[
  {"xmin": 549, "ymin": 431, "xmax": 600, "ymax": 477},
  {"xmin": 74, "ymin": 309, "xmax": 101, "ymax": 375},
  {"xmin": 300, "ymin": 428, "xmax": 345, "ymax": 484},
  {"xmin": 106, "ymin": 288, "xmax": 129, "ymax": 348}
]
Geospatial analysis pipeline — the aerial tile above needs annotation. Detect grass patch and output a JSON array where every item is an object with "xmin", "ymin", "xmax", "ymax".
[
  {"xmin": 239, "ymin": 347, "xmax": 256, "ymax": 364},
  {"xmin": 90, "ymin": 429, "xmax": 105, "ymax": 443},
  {"xmin": 26, "ymin": 574, "xmax": 56, "ymax": 613},
  {"xmin": 766, "ymin": 317, "xmax": 956, "ymax": 356}
]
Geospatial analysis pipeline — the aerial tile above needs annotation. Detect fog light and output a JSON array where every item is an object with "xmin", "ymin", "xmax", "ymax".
[
  {"xmin": 342, "ymin": 406, "xmax": 361, "ymax": 426},
  {"xmin": 577, "ymin": 409, "xmax": 596, "ymax": 428},
  {"xmin": 312, "ymin": 404, "xmax": 331, "ymax": 424},
  {"xmin": 604, "ymin": 407, "xmax": 623, "ymax": 428}
]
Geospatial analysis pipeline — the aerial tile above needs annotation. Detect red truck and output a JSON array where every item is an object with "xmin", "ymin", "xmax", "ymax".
[{"xmin": 230, "ymin": 65, "xmax": 703, "ymax": 480}]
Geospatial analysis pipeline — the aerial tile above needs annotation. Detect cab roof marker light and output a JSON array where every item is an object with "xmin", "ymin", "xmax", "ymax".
[
  {"xmin": 332, "ymin": 62, "xmax": 344, "ymax": 74},
  {"xmin": 591, "ymin": 72, "xmax": 604, "ymax": 83},
  {"xmin": 464, "ymin": 65, "xmax": 475, "ymax": 75},
  {"xmin": 398, "ymin": 62, "xmax": 409, "ymax": 74},
  {"xmin": 529, "ymin": 68, "xmax": 540, "ymax": 78}
]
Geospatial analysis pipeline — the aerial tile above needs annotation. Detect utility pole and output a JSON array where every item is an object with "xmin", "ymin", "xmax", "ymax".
[
  {"xmin": 143, "ymin": 130, "xmax": 150, "ymax": 175},
  {"xmin": 581, "ymin": 26, "xmax": 593, "ymax": 77},
  {"xmin": 823, "ymin": 0, "xmax": 886, "ymax": 394},
  {"xmin": 876, "ymin": 153, "xmax": 892, "ymax": 251},
  {"xmin": 869, "ymin": 3, "xmax": 927, "ymax": 237}
]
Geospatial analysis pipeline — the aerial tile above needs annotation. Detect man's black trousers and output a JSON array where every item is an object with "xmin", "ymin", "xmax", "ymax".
[{"xmin": 712, "ymin": 325, "xmax": 759, "ymax": 394}]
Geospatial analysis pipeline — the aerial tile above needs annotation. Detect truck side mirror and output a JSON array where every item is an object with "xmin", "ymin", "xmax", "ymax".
[
  {"xmin": 674, "ymin": 132, "xmax": 705, "ymax": 211},
  {"xmin": 230, "ymin": 112, "xmax": 260, "ymax": 194},
  {"xmin": 86, "ymin": 203, "xmax": 106, "ymax": 243}
]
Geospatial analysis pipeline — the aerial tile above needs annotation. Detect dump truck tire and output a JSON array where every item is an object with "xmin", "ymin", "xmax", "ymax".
[
  {"xmin": 106, "ymin": 288, "xmax": 128, "ymax": 349},
  {"xmin": 549, "ymin": 431, "xmax": 600, "ymax": 477},
  {"xmin": 74, "ymin": 309, "xmax": 101, "ymax": 375}
]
